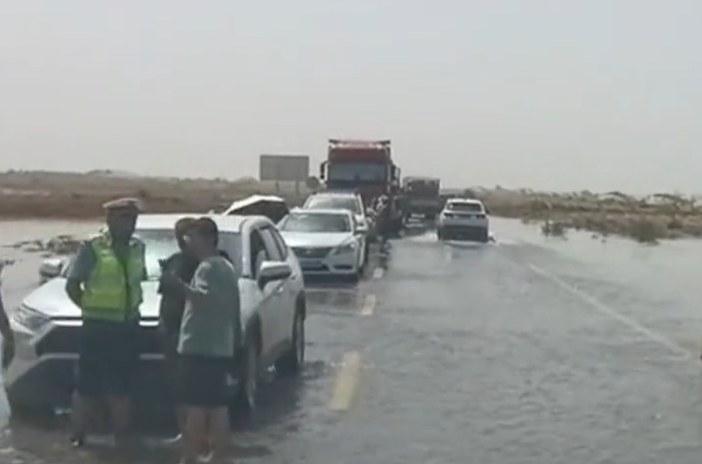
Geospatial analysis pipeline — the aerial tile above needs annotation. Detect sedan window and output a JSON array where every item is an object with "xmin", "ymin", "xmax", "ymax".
[{"xmin": 279, "ymin": 213, "xmax": 351, "ymax": 233}]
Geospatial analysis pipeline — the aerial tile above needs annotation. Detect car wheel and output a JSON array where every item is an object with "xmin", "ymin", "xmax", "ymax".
[
  {"xmin": 480, "ymin": 228, "xmax": 489, "ymax": 243},
  {"xmin": 275, "ymin": 308, "xmax": 305, "ymax": 376},
  {"xmin": 238, "ymin": 332, "xmax": 259, "ymax": 414},
  {"xmin": 437, "ymin": 228, "xmax": 444, "ymax": 240}
]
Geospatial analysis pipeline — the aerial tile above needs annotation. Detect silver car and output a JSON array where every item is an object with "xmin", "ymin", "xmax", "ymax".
[
  {"xmin": 279, "ymin": 208, "xmax": 367, "ymax": 282},
  {"xmin": 7, "ymin": 214, "xmax": 307, "ymax": 414},
  {"xmin": 302, "ymin": 191, "xmax": 373, "ymax": 242}
]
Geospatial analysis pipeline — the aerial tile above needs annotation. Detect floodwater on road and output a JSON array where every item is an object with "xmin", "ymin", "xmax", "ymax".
[{"xmin": 2, "ymin": 218, "xmax": 702, "ymax": 463}]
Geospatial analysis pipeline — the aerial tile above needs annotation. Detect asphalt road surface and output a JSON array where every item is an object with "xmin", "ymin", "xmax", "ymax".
[{"xmin": 2, "ymin": 219, "xmax": 702, "ymax": 463}]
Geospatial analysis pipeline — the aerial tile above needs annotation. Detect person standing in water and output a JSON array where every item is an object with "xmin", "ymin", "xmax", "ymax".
[{"xmin": 65, "ymin": 198, "xmax": 146, "ymax": 447}]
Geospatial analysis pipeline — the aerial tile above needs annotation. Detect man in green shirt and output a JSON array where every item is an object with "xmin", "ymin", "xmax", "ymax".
[{"xmin": 168, "ymin": 217, "xmax": 240, "ymax": 464}]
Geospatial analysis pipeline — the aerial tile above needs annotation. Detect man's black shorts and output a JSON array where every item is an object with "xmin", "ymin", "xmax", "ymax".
[
  {"xmin": 76, "ymin": 319, "xmax": 139, "ymax": 398},
  {"xmin": 177, "ymin": 354, "xmax": 232, "ymax": 408}
]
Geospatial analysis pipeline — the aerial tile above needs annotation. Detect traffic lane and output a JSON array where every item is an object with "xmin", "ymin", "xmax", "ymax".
[{"xmin": 271, "ymin": 235, "xmax": 702, "ymax": 464}]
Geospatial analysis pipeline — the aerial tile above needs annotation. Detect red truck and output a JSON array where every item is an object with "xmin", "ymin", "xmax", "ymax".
[{"xmin": 319, "ymin": 138, "xmax": 405, "ymax": 234}]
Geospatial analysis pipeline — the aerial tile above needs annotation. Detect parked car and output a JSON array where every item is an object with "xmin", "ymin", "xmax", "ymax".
[
  {"xmin": 436, "ymin": 198, "xmax": 490, "ymax": 242},
  {"xmin": 278, "ymin": 208, "xmax": 367, "ymax": 282},
  {"xmin": 222, "ymin": 195, "xmax": 290, "ymax": 224},
  {"xmin": 302, "ymin": 191, "xmax": 374, "ymax": 242},
  {"xmin": 6, "ymin": 214, "xmax": 306, "ymax": 415}
]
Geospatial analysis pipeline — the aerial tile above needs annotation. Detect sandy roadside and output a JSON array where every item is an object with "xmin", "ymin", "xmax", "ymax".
[{"xmin": 2, "ymin": 171, "xmax": 702, "ymax": 243}]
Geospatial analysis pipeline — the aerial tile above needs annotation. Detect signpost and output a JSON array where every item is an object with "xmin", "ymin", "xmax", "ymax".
[{"xmin": 259, "ymin": 154, "xmax": 310, "ymax": 194}]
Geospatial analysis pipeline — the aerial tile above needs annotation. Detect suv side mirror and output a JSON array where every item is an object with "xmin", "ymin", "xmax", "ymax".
[
  {"xmin": 39, "ymin": 258, "xmax": 64, "ymax": 283},
  {"xmin": 258, "ymin": 261, "xmax": 292, "ymax": 289}
]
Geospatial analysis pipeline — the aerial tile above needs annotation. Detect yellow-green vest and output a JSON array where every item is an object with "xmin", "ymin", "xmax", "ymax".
[{"xmin": 81, "ymin": 234, "xmax": 145, "ymax": 322}]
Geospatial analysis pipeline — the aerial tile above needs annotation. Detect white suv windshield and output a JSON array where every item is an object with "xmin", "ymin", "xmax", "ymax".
[
  {"xmin": 305, "ymin": 196, "xmax": 360, "ymax": 214},
  {"xmin": 136, "ymin": 229, "xmax": 241, "ymax": 280},
  {"xmin": 281, "ymin": 213, "xmax": 351, "ymax": 233}
]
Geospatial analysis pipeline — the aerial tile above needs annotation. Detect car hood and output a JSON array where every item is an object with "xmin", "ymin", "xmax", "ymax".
[
  {"xmin": 280, "ymin": 231, "xmax": 353, "ymax": 249},
  {"xmin": 22, "ymin": 278, "xmax": 162, "ymax": 319}
]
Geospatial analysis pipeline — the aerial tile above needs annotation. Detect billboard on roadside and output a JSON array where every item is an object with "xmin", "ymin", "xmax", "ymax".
[{"xmin": 259, "ymin": 155, "xmax": 309, "ymax": 182}]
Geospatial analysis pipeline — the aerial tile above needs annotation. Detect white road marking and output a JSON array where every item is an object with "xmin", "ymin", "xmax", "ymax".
[
  {"xmin": 328, "ymin": 351, "xmax": 363, "ymax": 411},
  {"xmin": 360, "ymin": 294, "xmax": 376, "ymax": 316},
  {"xmin": 527, "ymin": 263, "xmax": 691, "ymax": 359},
  {"xmin": 373, "ymin": 267, "xmax": 384, "ymax": 279}
]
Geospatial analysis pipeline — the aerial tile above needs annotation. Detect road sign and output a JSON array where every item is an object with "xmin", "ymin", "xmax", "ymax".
[{"xmin": 259, "ymin": 155, "xmax": 310, "ymax": 182}]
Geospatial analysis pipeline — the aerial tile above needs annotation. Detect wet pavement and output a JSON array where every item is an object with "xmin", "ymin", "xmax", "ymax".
[{"xmin": 2, "ymin": 218, "xmax": 702, "ymax": 463}]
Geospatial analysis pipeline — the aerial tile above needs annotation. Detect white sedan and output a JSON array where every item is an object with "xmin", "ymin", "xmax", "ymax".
[
  {"xmin": 278, "ymin": 208, "xmax": 366, "ymax": 282},
  {"xmin": 7, "ymin": 214, "xmax": 306, "ymax": 415}
]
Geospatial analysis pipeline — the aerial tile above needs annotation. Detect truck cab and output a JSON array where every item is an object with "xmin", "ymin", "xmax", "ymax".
[{"xmin": 319, "ymin": 138, "xmax": 404, "ymax": 235}]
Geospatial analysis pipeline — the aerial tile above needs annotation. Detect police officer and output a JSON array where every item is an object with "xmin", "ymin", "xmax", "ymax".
[
  {"xmin": 0, "ymin": 261, "xmax": 15, "ymax": 370},
  {"xmin": 65, "ymin": 197, "xmax": 146, "ymax": 447}
]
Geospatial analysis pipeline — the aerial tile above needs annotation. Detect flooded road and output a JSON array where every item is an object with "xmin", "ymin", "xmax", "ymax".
[{"xmin": 2, "ymin": 218, "xmax": 702, "ymax": 463}]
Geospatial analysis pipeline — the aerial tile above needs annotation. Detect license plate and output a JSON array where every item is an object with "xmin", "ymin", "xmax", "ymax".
[{"xmin": 300, "ymin": 260, "xmax": 323, "ymax": 269}]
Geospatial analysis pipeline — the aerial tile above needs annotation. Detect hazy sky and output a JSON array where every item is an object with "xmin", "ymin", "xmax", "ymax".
[{"xmin": 1, "ymin": 1, "xmax": 700, "ymax": 193}]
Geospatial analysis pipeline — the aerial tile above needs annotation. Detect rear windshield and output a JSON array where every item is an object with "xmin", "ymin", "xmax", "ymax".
[
  {"xmin": 280, "ymin": 213, "xmax": 351, "ymax": 233},
  {"xmin": 305, "ymin": 195, "xmax": 360, "ymax": 214},
  {"xmin": 447, "ymin": 202, "xmax": 483, "ymax": 212}
]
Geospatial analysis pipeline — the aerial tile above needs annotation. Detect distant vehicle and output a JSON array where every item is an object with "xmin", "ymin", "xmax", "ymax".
[
  {"xmin": 7, "ymin": 214, "xmax": 306, "ymax": 415},
  {"xmin": 402, "ymin": 176, "xmax": 441, "ymax": 220},
  {"xmin": 302, "ymin": 191, "xmax": 375, "ymax": 243},
  {"xmin": 279, "ymin": 208, "xmax": 367, "ymax": 282},
  {"xmin": 436, "ymin": 198, "xmax": 490, "ymax": 242},
  {"xmin": 221, "ymin": 195, "xmax": 290, "ymax": 224},
  {"xmin": 318, "ymin": 139, "xmax": 405, "ymax": 235}
]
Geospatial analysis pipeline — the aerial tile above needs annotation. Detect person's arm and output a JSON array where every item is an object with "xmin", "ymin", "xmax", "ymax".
[
  {"xmin": 180, "ymin": 261, "xmax": 213, "ymax": 303},
  {"xmin": 65, "ymin": 242, "xmax": 95, "ymax": 307},
  {"xmin": 231, "ymin": 272, "xmax": 242, "ymax": 348},
  {"xmin": 0, "ymin": 290, "xmax": 12, "ymax": 344}
]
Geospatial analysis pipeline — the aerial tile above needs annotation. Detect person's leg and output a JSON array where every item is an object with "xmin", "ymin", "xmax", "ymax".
[
  {"xmin": 105, "ymin": 322, "xmax": 138, "ymax": 443},
  {"xmin": 206, "ymin": 358, "xmax": 231, "ymax": 463},
  {"xmin": 178, "ymin": 355, "xmax": 210, "ymax": 464},
  {"xmin": 70, "ymin": 321, "xmax": 103, "ymax": 446},
  {"xmin": 162, "ymin": 331, "xmax": 185, "ymax": 441}
]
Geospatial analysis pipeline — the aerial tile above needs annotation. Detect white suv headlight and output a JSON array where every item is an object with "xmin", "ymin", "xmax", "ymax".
[
  {"xmin": 332, "ymin": 240, "xmax": 357, "ymax": 255},
  {"xmin": 13, "ymin": 303, "xmax": 51, "ymax": 332}
]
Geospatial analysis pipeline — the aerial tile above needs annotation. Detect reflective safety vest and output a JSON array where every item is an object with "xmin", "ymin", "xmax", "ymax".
[{"xmin": 81, "ymin": 234, "xmax": 145, "ymax": 322}]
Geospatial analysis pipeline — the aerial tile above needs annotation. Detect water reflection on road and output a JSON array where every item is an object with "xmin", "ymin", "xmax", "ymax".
[{"xmin": 2, "ymin": 219, "xmax": 702, "ymax": 463}]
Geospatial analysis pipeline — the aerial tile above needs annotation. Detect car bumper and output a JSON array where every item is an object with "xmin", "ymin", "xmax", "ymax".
[
  {"xmin": 6, "ymin": 323, "xmax": 245, "ymax": 411},
  {"xmin": 6, "ymin": 334, "xmax": 169, "ymax": 410},
  {"xmin": 296, "ymin": 252, "xmax": 359, "ymax": 276},
  {"xmin": 438, "ymin": 222, "xmax": 489, "ymax": 241}
]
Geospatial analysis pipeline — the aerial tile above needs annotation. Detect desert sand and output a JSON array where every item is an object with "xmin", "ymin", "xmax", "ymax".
[{"xmin": 2, "ymin": 170, "xmax": 701, "ymax": 244}]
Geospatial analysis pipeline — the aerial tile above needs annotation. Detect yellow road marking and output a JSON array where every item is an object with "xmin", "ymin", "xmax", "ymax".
[
  {"xmin": 328, "ymin": 351, "xmax": 362, "ymax": 411},
  {"xmin": 360, "ymin": 293, "xmax": 376, "ymax": 316}
]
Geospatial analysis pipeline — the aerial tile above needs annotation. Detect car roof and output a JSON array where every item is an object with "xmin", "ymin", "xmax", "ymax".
[
  {"xmin": 135, "ymin": 213, "xmax": 252, "ymax": 233},
  {"xmin": 446, "ymin": 198, "xmax": 483, "ymax": 205},
  {"xmin": 291, "ymin": 207, "xmax": 352, "ymax": 216},
  {"xmin": 221, "ymin": 194, "xmax": 286, "ymax": 215},
  {"xmin": 308, "ymin": 191, "xmax": 359, "ymax": 198}
]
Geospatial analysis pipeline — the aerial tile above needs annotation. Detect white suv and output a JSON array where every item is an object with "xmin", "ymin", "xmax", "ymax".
[{"xmin": 437, "ymin": 198, "xmax": 490, "ymax": 242}]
